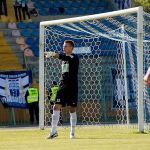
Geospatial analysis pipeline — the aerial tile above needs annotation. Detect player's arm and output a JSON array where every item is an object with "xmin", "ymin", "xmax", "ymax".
[
  {"xmin": 45, "ymin": 51, "xmax": 59, "ymax": 58},
  {"xmin": 58, "ymin": 54, "xmax": 75, "ymax": 61},
  {"xmin": 144, "ymin": 67, "xmax": 150, "ymax": 85},
  {"xmin": 45, "ymin": 52, "xmax": 75, "ymax": 61}
]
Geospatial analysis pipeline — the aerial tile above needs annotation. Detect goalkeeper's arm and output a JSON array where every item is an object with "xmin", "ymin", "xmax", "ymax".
[{"xmin": 45, "ymin": 51, "xmax": 59, "ymax": 58}]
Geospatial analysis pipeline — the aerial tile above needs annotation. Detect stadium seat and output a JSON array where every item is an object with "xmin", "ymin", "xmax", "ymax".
[
  {"xmin": 98, "ymin": 1, "xmax": 107, "ymax": 7},
  {"xmin": 80, "ymin": 0, "xmax": 90, "ymax": 7},
  {"xmin": 53, "ymin": 0, "xmax": 62, "ymax": 8},
  {"xmin": 63, "ymin": 1, "xmax": 71, "ymax": 7},
  {"xmin": 26, "ymin": 37, "xmax": 35, "ymax": 46},
  {"xmin": 77, "ymin": 7, "xmax": 86, "ymax": 15},
  {"xmin": 27, "ymin": 22, "xmax": 39, "ymax": 29},
  {"xmin": 38, "ymin": 9, "xmax": 49, "ymax": 16},
  {"xmin": 35, "ymin": 38, "xmax": 39, "ymax": 45},
  {"xmin": 34, "ymin": 2, "xmax": 43, "ymax": 9},
  {"xmin": 49, "ymin": 8, "xmax": 58, "ymax": 15},
  {"xmin": 86, "ymin": 8, "xmax": 95, "ymax": 15},
  {"xmin": 8, "ymin": 22, "xmax": 17, "ymax": 29},
  {"xmin": 65, "ymin": 8, "xmax": 77, "ymax": 15},
  {"xmin": 31, "ymin": 29, "xmax": 39, "ymax": 37},
  {"xmin": 71, "ymin": 1, "xmax": 80, "ymax": 7},
  {"xmin": 90, "ymin": 1, "xmax": 98, "ymax": 7},
  {"xmin": 31, "ymin": 45, "xmax": 39, "ymax": 57},
  {"xmin": 12, "ymin": 30, "xmax": 21, "ymax": 37},
  {"xmin": 94, "ymin": 7, "xmax": 105, "ymax": 14},
  {"xmin": 21, "ymin": 29, "xmax": 31, "ymax": 37},
  {"xmin": 42, "ymin": 1, "xmax": 51, "ymax": 8},
  {"xmin": 17, "ymin": 22, "xmax": 27, "ymax": 29}
]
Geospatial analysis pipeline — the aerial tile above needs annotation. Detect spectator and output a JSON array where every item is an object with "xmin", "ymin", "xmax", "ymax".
[
  {"xmin": 13, "ymin": 0, "xmax": 22, "ymax": 22},
  {"xmin": 21, "ymin": 0, "xmax": 31, "ymax": 21},
  {"xmin": 0, "ymin": 0, "xmax": 8, "ymax": 17},
  {"xmin": 25, "ymin": 83, "xmax": 39, "ymax": 125},
  {"xmin": 27, "ymin": 0, "xmax": 38, "ymax": 17}
]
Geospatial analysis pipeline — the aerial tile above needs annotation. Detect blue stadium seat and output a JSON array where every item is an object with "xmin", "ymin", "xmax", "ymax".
[
  {"xmin": 71, "ymin": 1, "xmax": 80, "ymax": 8},
  {"xmin": 21, "ymin": 29, "xmax": 31, "ymax": 37},
  {"xmin": 31, "ymin": 45, "xmax": 39, "ymax": 57},
  {"xmin": 42, "ymin": 3, "xmax": 51, "ymax": 9},
  {"xmin": 27, "ymin": 22, "xmax": 39, "ymax": 29},
  {"xmin": 17, "ymin": 22, "xmax": 27, "ymax": 29},
  {"xmin": 41, "ymin": 1, "xmax": 51, "ymax": 8},
  {"xmin": 26, "ymin": 37, "xmax": 35, "ymax": 46},
  {"xmin": 66, "ymin": 9, "xmax": 75, "ymax": 15},
  {"xmin": 90, "ymin": 0, "xmax": 98, "ymax": 7},
  {"xmin": 53, "ymin": 0, "xmax": 63, "ymax": 8},
  {"xmin": 63, "ymin": 1, "xmax": 71, "ymax": 7},
  {"xmin": 31, "ymin": 29, "xmax": 39, "ymax": 37},
  {"xmin": 48, "ymin": 1, "xmax": 54, "ymax": 7},
  {"xmin": 94, "ymin": 7, "xmax": 105, "ymax": 14},
  {"xmin": 35, "ymin": 38, "xmax": 39, "ymax": 45},
  {"xmin": 39, "ymin": 9, "xmax": 49, "ymax": 16},
  {"xmin": 86, "ymin": 8, "xmax": 95, "ymax": 15},
  {"xmin": 49, "ymin": 8, "xmax": 58, "ymax": 15},
  {"xmin": 77, "ymin": 7, "xmax": 86, "ymax": 15},
  {"xmin": 98, "ymin": 1, "xmax": 107, "ymax": 7},
  {"xmin": 80, "ymin": 0, "xmax": 90, "ymax": 7},
  {"xmin": 34, "ymin": 2, "xmax": 43, "ymax": 9}
]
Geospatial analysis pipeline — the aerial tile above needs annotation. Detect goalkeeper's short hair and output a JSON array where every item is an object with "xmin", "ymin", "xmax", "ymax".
[{"xmin": 64, "ymin": 40, "xmax": 75, "ymax": 48}]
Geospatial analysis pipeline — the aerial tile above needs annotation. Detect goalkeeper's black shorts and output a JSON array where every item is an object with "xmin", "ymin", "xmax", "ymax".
[{"xmin": 55, "ymin": 81, "xmax": 78, "ymax": 107}]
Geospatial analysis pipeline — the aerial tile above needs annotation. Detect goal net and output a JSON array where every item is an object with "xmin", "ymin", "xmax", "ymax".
[{"xmin": 39, "ymin": 7, "xmax": 150, "ymax": 132}]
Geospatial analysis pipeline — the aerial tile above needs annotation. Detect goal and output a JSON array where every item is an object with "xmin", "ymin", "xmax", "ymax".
[{"xmin": 39, "ymin": 7, "xmax": 150, "ymax": 132}]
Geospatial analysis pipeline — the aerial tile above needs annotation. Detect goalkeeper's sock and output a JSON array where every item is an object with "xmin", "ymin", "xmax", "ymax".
[
  {"xmin": 51, "ymin": 110, "xmax": 60, "ymax": 133},
  {"xmin": 70, "ymin": 112, "xmax": 77, "ymax": 135}
]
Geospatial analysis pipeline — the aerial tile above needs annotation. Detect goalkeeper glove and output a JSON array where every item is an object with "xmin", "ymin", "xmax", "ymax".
[{"xmin": 45, "ymin": 52, "xmax": 56, "ymax": 58}]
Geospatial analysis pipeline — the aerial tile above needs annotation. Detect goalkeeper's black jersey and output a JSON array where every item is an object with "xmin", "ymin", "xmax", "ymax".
[{"xmin": 59, "ymin": 53, "xmax": 79, "ymax": 87}]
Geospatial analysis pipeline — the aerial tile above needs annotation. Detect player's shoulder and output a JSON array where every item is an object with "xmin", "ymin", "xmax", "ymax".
[{"xmin": 71, "ymin": 53, "xmax": 79, "ymax": 59}]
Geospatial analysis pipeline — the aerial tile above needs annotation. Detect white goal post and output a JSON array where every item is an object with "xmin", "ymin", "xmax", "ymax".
[{"xmin": 39, "ymin": 7, "xmax": 144, "ymax": 132}]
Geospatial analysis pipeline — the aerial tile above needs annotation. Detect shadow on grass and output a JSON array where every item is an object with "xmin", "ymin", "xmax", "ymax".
[{"xmin": 132, "ymin": 131, "xmax": 149, "ymax": 134}]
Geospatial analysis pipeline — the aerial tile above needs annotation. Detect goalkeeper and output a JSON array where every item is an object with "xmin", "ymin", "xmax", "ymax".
[{"xmin": 45, "ymin": 40, "xmax": 79, "ymax": 139}]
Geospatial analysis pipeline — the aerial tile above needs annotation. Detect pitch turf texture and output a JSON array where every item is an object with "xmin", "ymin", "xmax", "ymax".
[{"xmin": 0, "ymin": 126, "xmax": 150, "ymax": 150}]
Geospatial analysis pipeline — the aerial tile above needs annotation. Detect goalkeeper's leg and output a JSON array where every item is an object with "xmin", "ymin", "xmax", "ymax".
[
  {"xmin": 47, "ymin": 104, "xmax": 62, "ymax": 139},
  {"xmin": 69, "ymin": 106, "xmax": 77, "ymax": 139}
]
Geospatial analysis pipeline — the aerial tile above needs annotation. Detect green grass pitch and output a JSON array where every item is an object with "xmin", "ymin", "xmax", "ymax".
[{"xmin": 0, "ymin": 126, "xmax": 150, "ymax": 150}]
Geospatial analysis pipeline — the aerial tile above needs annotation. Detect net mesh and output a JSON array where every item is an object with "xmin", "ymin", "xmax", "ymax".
[{"xmin": 42, "ymin": 12, "xmax": 150, "ymax": 130}]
